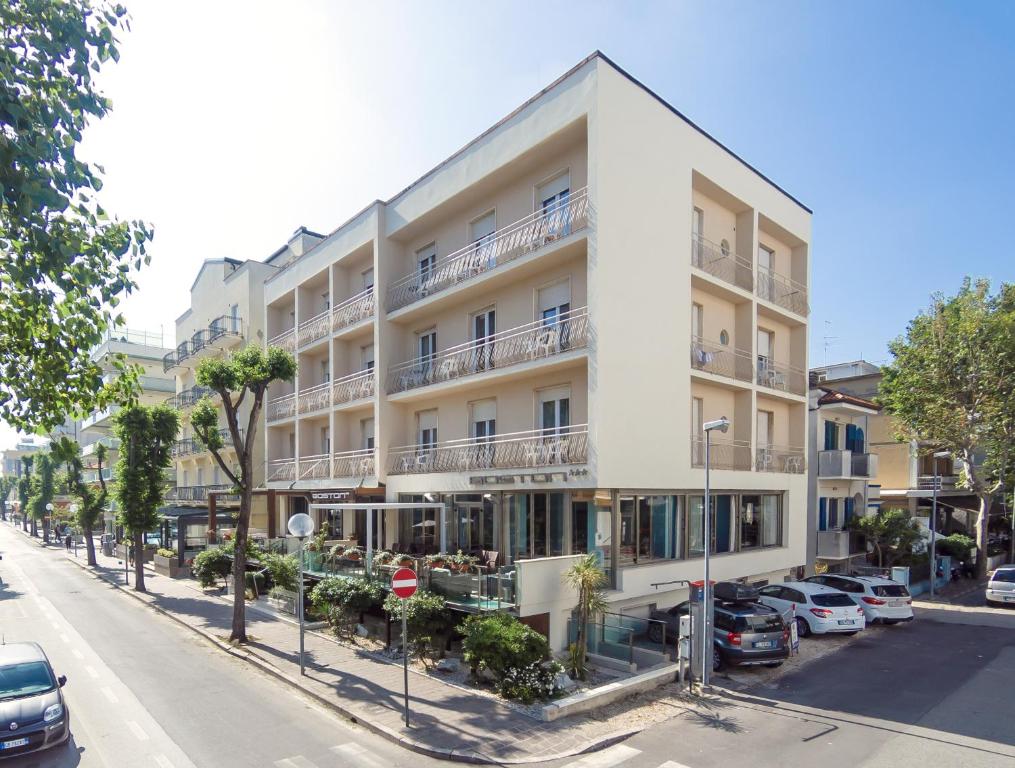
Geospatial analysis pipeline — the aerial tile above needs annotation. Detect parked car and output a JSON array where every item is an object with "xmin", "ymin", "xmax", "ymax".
[
  {"xmin": 986, "ymin": 565, "xmax": 1015, "ymax": 606},
  {"xmin": 758, "ymin": 581, "xmax": 865, "ymax": 637},
  {"xmin": 0, "ymin": 642, "xmax": 69, "ymax": 759},
  {"xmin": 805, "ymin": 574, "xmax": 914, "ymax": 624},
  {"xmin": 649, "ymin": 583, "xmax": 790, "ymax": 671}
]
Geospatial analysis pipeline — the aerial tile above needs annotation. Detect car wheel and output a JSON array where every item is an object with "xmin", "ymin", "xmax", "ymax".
[
  {"xmin": 712, "ymin": 645, "xmax": 725, "ymax": 672},
  {"xmin": 765, "ymin": 662, "xmax": 783, "ymax": 668},
  {"xmin": 795, "ymin": 616, "xmax": 811, "ymax": 638},
  {"xmin": 648, "ymin": 624, "xmax": 664, "ymax": 644}
]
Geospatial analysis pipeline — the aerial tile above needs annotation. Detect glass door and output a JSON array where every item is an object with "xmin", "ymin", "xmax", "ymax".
[
  {"xmin": 473, "ymin": 308, "xmax": 495, "ymax": 371},
  {"xmin": 571, "ymin": 501, "xmax": 589, "ymax": 554}
]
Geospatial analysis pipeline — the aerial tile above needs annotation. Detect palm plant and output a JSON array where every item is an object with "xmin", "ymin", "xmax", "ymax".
[{"xmin": 563, "ymin": 553, "xmax": 608, "ymax": 680}]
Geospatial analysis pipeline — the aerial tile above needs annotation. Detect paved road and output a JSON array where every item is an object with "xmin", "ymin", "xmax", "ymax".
[{"xmin": 0, "ymin": 525, "xmax": 448, "ymax": 768}]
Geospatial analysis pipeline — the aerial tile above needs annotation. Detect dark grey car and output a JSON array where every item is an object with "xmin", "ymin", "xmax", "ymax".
[{"xmin": 0, "ymin": 643, "xmax": 69, "ymax": 759}]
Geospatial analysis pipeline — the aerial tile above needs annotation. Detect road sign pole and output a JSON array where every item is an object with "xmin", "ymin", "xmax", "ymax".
[
  {"xmin": 390, "ymin": 566, "xmax": 418, "ymax": 728},
  {"xmin": 402, "ymin": 601, "xmax": 409, "ymax": 727}
]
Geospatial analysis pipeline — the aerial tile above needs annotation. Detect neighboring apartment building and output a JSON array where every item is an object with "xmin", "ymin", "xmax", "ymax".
[
  {"xmin": 259, "ymin": 52, "xmax": 812, "ymax": 650},
  {"xmin": 1, "ymin": 437, "xmax": 49, "ymax": 479},
  {"xmin": 165, "ymin": 231, "xmax": 323, "ymax": 537}
]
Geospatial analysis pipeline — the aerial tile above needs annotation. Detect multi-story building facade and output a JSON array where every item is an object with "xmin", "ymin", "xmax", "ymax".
[{"xmin": 261, "ymin": 52, "xmax": 812, "ymax": 649}]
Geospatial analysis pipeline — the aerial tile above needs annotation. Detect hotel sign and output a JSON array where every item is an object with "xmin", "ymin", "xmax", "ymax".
[{"xmin": 469, "ymin": 467, "xmax": 589, "ymax": 486}]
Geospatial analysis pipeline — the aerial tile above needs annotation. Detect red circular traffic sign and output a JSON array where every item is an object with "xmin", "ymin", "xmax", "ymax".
[{"xmin": 391, "ymin": 567, "xmax": 418, "ymax": 599}]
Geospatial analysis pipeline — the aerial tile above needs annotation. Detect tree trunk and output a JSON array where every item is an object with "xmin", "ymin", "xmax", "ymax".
[
  {"xmin": 43, "ymin": 518, "xmax": 50, "ymax": 544},
  {"xmin": 975, "ymin": 494, "xmax": 990, "ymax": 579},
  {"xmin": 133, "ymin": 530, "xmax": 146, "ymax": 592},
  {"xmin": 230, "ymin": 484, "xmax": 252, "ymax": 644},
  {"xmin": 30, "ymin": 518, "xmax": 37, "ymax": 537},
  {"xmin": 875, "ymin": 542, "xmax": 883, "ymax": 567},
  {"xmin": 84, "ymin": 521, "xmax": 96, "ymax": 567}
]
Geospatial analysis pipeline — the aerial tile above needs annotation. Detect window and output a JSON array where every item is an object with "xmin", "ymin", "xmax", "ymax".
[
  {"xmin": 472, "ymin": 307, "xmax": 495, "ymax": 370},
  {"xmin": 417, "ymin": 328, "xmax": 437, "ymax": 368},
  {"xmin": 470, "ymin": 211, "xmax": 496, "ymax": 245},
  {"xmin": 213, "ymin": 467, "xmax": 220, "ymax": 485},
  {"xmin": 620, "ymin": 495, "xmax": 678, "ymax": 564},
  {"xmin": 691, "ymin": 397, "xmax": 704, "ymax": 465},
  {"xmin": 824, "ymin": 420, "xmax": 840, "ymax": 451},
  {"xmin": 828, "ymin": 498, "xmax": 840, "ymax": 530},
  {"xmin": 538, "ymin": 386, "xmax": 570, "ymax": 435},
  {"xmin": 361, "ymin": 344, "xmax": 374, "ymax": 371},
  {"xmin": 321, "ymin": 358, "xmax": 330, "ymax": 384},
  {"xmin": 740, "ymin": 494, "xmax": 782, "ymax": 548},
  {"xmin": 361, "ymin": 418, "xmax": 375, "ymax": 451},
  {"xmin": 758, "ymin": 244, "xmax": 774, "ymax": 272},
  {"xmin": 196, "ymin": 467, "xmax": 203, "ymax": 486},
  {"xmin": 719, "ymin": 329, "xmax": 729, "ymax": 346},
  {"xmin": 691, "ymin": 302, "xmax": 703, "ymax": 340},
  {"xmin": 757, "ymin": 328, "xmax": 774, "ymax": 378},
  {"xmin": 322, "ymin": 291, "xmax": 330, "ymax": 311},
  {"xmin": 362, "ymin": 268, "xmax": 374, "ymax": 291},
  {"xmin": 757, "ymin": 245, "xmax": 775, "ymax": 302},
  {"xmin": 539, "ymin": 173, "xmax": 571, "ymax": 237},
  {"xmin": 417, "ymin": 243, "xmax": 436, "ymax": 280},
  {"xmin": 538, "ymin": 280, "xmax": 571, "ymax": 325},
  {"xmin": 687, "ymin": 494, "xmax": 736, "ymax": 555},
  {"xmin": 321, "ymin": 426, "xmax": 330, "ymax": 455},
  {"xmin": 417, "ymin": 410, "xmax": 438, "ymax": 449},
  {"xmin": 182, "ymin": 469, "xmax": 189, "ymax": 487},
  {"xmin": 288, "ymin": 432, "xmax": 296, "ymax": 457},
  {"xmin": 757, "ymin": 410, "xmax": 774, "ymax": 449},
  {"xmin": 470, "ymin": 399, "xmax": 496, "ymax": 441}
]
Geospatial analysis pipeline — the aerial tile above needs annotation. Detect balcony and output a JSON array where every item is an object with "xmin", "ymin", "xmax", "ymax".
[
  {"xmin": 267, "ymin": 327, "xmax": 297, "ymax": 354},
  {"xmin": 297, "ymin": 308, "xmax": 330, "ymax": 348},
  {"xmin": 173, "ymin": 429, "xmax": 242, "ymax": 458},
  {"xmin": 165, "ymin": 484, "xmax": 235, "ymax": 503},
  {"xmin": 81, "ymin": 405, "xmax": 117, "ymax": 430},
  {"xmin": 297, "ymin": 381, "xmax": 332, "ymax": 415},
  {"xmin": 756, "ymin": 266, "xmax": 808, "ymax": 317},
  {"xmin": 266, "ymin": 449, "xmax": 375, "ymax": 484},
  {"xmin": 918, "ymin": 474, "xmax": 959, "ymax": 491},
  {"xmin": 756, "ymin": 358, "xmax": 807, "ymax": 396},
  {"xmin": 756, "ymin": 444, "xmax": 806, "ymax": 474},
  {"xmin": 81, "ymin": 437, "xmax": 119, "ymax": 457},
  {"xmin": 388, "ymin": 426, "xmax": 589, "ymax": 475},
  {"xmin": 165, "ymin": 385, "xmax": 213, "ymax": 409},
  {"xmin": 387, "ymin": 187, "xmax": 589, "ymax": 312},
  {"xmin": 332, "ymin": 288, "xmax": 375, "ymax": 334},
  {"xmin": 690, "ymin": 435, "xmax": 752, "ymax": 471},
  {"xmin": 387, "ymin": 308, "xmax": 589, "ymax": 396},
  {"xmin": 819, "ymin": 449, "xmax": 878, "ymax": 479},
  {"xmin": 163, "ymin": 342, "xmax": 188, "ymax": 372},
  {"xmin": 266, "ymin": 393, "xmax": 296, "ymax": 422},
  {"xmin": 690, "ymin": 335, "xmax": 752, "ymax": 383},
  {"xmin": 163, "ymin": 316, "xmax": 244, "ymax": 372},
  {"xmin": 690, "ymin": 234, "xmax": 752, "ymax": 292},
  {"xmin": 333, "ymin": 448, "xmax": 375, "ymax": 477},
  {"xmin": 298, "ymin": 452, "xmax": 331, "ymax": 480},
  {"xmin": 333, "ymin": 369, "xmax": 375, "ymax": 406},
  {"xmin": 268, "ymin": 458, "xmax": 296, "ymax": 482},
  {"xmin": 817, "ymin": 530, "xmax": 865, "ymax": 560}
]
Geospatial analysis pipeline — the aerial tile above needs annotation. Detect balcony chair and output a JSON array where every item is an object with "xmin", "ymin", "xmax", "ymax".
[
  {"xmin": 529, "ymin": 327, "xmax": 560, "ymax": 359},
  {"xmin": 757, "ymin": 449, "xmax": 774, "ymax": 472}
]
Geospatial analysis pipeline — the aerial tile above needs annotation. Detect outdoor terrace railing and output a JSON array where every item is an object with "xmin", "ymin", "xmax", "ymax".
[
  {"xmin": 165, "ymin": 385, "xmax": 213, "ymax": 409},
  {"xmin": 332, "ymin": 288, "xmax": 375, "ymax": 333},
  {"xmin": 332, "ymin": 369, "xmax": 375, "ymax": 405},
  {"xmin": 299, "ymin": 452, "xmax": 331, "ymax": 480},
  {"xmin": 690, "ymin": 335, "xmax": 753, "ymax": 382},
  {"xmin": 297, "ymin": 308, "xmax": 331, "ymax": 348},
  {"xmin": 756, "ymin": 357, "xmax": 807, "ymax": 396},
  {"xmin": 266, "ymin": 392, "xmax": 296, "ymax": 422},
  {"xmin": 166, "ymin": 484, "xmax": 235, "ymax": 502},
  {"xmin": 386, "ymin": 187, "xmax": 589, "ymax": 312},
  {"xmin": 388, "ymin": 425, "xmax": 589, "ymax": 475},
  {"xmin": 756, "ymin": 265, "xmax": 808, "ymax": 316},
  {"xmin": 163, "ymin": 342, "xmax": 189, "ymax": 372},
  {"xmin": 207, "ymin": 314, "xmax": 242, "ymax": 343},
  {"xmin": 268, "ymin": 458, "xmax": 296, "ymax": 482},
  {"xmin": 267, "ymin": 327, "xmax": 297, "ymax": 354},
  {"xmin": 691, "ymin": 234, "xmax": 753, "ymax": 291},
  {"xmin": 690, "ymin": 435, "xmax": 752, "ymax": 471},
  {"xmin": 162, "ymin": 316, "xmax": 244, "ymax": 372},
  {"xmin": 387, "ymin": 308, "xmax": 589, "ymax": 395},
  {"xmin": 333, "ymin": 448, "xmax": 375, "ymax": 478},
  {"xmin": 173, "ymin": 428, "xmax": 243, "ymax": 458},
  {"xmin": 298, "ymin": 381, "xmax": 332, "ymax": 414},
  {"xmin": 756, "ymin": 444, "xmax": 806, "ymax": 474}
]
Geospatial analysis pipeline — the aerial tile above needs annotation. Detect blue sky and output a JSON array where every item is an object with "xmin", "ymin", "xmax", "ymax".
[{"xmin": 4, "ymin": 1, "xmax": 1013, "ymax": 445}]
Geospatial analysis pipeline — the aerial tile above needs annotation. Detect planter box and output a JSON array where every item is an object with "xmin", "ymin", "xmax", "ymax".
[
  {"xmin": 153, "ymin": 554, "xmax": 187, "ymax": 579},
  {"xmin": 118, "ymin": 544, "xmax": 155, "ymax": 563}
]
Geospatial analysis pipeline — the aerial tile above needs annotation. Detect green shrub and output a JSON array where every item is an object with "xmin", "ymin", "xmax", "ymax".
[
  {"xmin": 192, "ymin": 546, "xmax": 232, "ymax": 587},
  {"xmin": 262, "ymin": 552, "xmax": 299, "ymax": 592},
  {"xmin": 460, "ymin": 612, "xmax": 550, "ymax": 679},
  {"xmin": 222, "ymin": 535, "xmax": 262, "ymax": 561},
  {"xmin": 936, "ymin": 534, "xmax": 975, "ymax": 561},
  {"xmin": 244, "ymin": 570, "xmax": 266, "ymax": 594},
  {"xmin": 311, "ymin": 577, "xmax": 384, "ymax": 615},
  {"xmin": 498, "ymin": 660, "xmax": 564, "ymax": 704},
  {"xmin": 156, "ymin": 548, "xmax": 176, "ymax": 559},
  {"xmin": 384, "ymin": 589, "xmax": 455, "ymax": 667}
]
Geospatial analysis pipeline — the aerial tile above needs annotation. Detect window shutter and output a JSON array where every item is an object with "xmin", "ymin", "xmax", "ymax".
[{"xmin": 818, "ymin": 498, "xmax": 827, "ymax": 532}]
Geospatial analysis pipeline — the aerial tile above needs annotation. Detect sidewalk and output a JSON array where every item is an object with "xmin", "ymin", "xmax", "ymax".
[{"xmin": 38, "ymin": 530, "xmax": 641, "ymax": 764}]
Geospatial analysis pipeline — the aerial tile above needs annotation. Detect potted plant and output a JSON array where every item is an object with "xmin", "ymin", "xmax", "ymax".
[
  {"xmin": 153, "ymin": 547, "xmax": 186, "ymax": 578},
  {"xmin": 426, "ymin": 552, "xmax": 448, "ymax": 570},
  {"xmin": 342, "ymin": 546, "xmax": 363, "ymax": 562},
  {"xmin": 374, "ymin": 550, "xmax": 395, "ymax": 566},
  {"xmin": 396, "ymin": 554, "xmax": 415, "ymax": 567},
  {"xmin": 448, "ymin": 549, "xmax": 478, "ymax": 573}
]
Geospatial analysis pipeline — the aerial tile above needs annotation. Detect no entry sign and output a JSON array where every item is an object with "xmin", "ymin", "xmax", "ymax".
[{"xmin": 391, "ymin": 567, "xmax": 418, "ymax": 599}]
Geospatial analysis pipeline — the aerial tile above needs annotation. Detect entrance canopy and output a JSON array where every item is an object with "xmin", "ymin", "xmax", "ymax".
[{"xmin": 309, "ymin": 502, "xmax": 448, "ymax": 570}]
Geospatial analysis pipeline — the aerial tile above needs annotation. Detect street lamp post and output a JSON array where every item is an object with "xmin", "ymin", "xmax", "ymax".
[
  {"xmin": 45, "ymin": 502, "xmax": 53, "ymax": 545},
  {"xmin": 287, "ymin": 512, "xmax": 315, "ymax": 676},
  {"xmin": 930, "ymin": 450, "xmax": 950, "ymax": 598},
  {"xmin": 701, "ymin": 416, "xmax": 730, "ymax": 691},
  {"xmin": 69, "ymin": 504, "xmax": 78, "ymax": 556}
]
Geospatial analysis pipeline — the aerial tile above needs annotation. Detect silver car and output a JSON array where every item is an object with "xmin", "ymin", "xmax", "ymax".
[
  {"xmin": 986, "ymin": 566, "xmax": 1015, "ymax": 606},
  {"xmin": 0, "ymin": 643, "xmax": 69, "ymax": 759}
]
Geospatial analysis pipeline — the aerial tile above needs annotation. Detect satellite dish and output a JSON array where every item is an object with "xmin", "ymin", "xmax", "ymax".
[{"xmin": 287, "ymin": 513, "xmax": 315, "ymax": 539}]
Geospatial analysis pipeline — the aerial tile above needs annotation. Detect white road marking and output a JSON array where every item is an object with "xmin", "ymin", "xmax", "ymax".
[
  {"xmin": 85, "ymin": 665, "xmax": 99, "ymax": 679},
  {"xmin": 101, "ymin": 686, "xmax": 119, "ymax": 704},
  {"xmin": 564, "ymin": 745, "xmax": 642, "ymax": 768},
  {"xmin": 658, "ymin": 762, "xmax": 695, "ymax": 768},
  {"xmin": 125, "ymin": 719, "xmax": 149, "ymax": 741},
  {"xmin": 331, "ymin": 742, "xmax": 386, "ymax": 767},
  {"xmin": 274, "ymin": 757, "xmax": 319, "ymax": 768},
  {"xmin": 71, "ymin": 648, "xmax": 84, "ymax": 660},
  {"xmin": 154, "ymin": 755, "xmax": 175, "ymax": 768}
]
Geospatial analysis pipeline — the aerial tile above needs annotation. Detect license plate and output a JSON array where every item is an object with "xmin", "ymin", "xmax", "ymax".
[
  {"xmin": 837, "ymin": 619, "xmax": 854, "ymax": 625},
  {"xmin": 889, "ymin": 599, "xmax": 905, "ymax": 607},
  {"xmin": 753, "ymin": 640, "xmax": 774, "ymax": 648},
  {"xmin": 1004, "ymin": 595, "xmax": 1015, "ymax": 602},
  {"xmin": 1, "ymin": 738, "xmax": 29, "ymax": 750}
]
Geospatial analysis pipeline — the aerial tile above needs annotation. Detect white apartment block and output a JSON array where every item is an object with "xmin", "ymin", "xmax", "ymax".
[{"xmin": 259, "ymin": 53, "xmax": 812, "ymax": 649}]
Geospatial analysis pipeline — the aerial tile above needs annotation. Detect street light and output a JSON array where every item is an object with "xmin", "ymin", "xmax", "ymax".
[
  {"xmin": 69, "ymin": 505, "xmax": 78, "ymax": 556},
  {"xmin": 701, "ymin": 416, "xmax": 729, "ymax": 691},
  {"xmin": 930, "ymin": 450, "xmax": 950, "ymax": 598},
  {"xmin": 287, "ymin": 512, "xmax": 315, "ymax": 676},
  {"xmin": 45, "ymin": 502, "xmax": 53, "ymax": 544}
]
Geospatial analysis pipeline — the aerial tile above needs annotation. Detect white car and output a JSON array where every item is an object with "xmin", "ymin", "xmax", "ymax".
[
  {"xmin": 758, "ymin": 581, "xmax": 866, "ymax": 637},
  {"xmin": 986, "ymin": 566, "xmax": 1015, "ymax": 605},
  {"xmin": 805, "ymin": 574, "xmax": 914, "ymax": 624}
]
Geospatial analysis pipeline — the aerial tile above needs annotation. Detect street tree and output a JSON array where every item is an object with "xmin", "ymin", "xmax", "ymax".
[
  {"xmin": 52, "ymin": 436, "xmax": 108, "ymax": 567},
  {"xmin": 0, "ymin": 476, "xmax": 15, "ymax": 521},
  {"xmin": 191, "ymin": 346, "xmax": 296, "ymax": 643},
  {"xmin": 563, "ymin": 553, "xmax": 608, "ymax": 680},
  {"xmin": 112, "ymin": 404, "xmax": 178, "ymax": 592},
  {"xmin": 17, "ymin": 456, "xmax": 33, "ymax": 533},
  {"xmin": 28, "ymin": 452, "xmax": 55, "ymax": 543},
  {"xmin": 880, "ymin": 279, "xmax": 1015, "ymax": 577},
  {"xmin": 848, "ymin": 508, "xmax": 923, "ymax": 568},
  {"xmin": 0, "ymin": 0, "xmax": 152, "ymax": 432}
]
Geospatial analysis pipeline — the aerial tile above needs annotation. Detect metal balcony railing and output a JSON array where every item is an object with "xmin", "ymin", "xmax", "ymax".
[
  {"xmin": 756, "ymin": 357, "xmax": 807, "ymax": 396},
  {"xmin": 163, "ymin": 342, "xmax": 189, "ymax": 372},
  {"xmin": 165, "ymin": 484, "xmax": 234, "ymax": 502},
  {"xmin": 332, "ymin": 288, "xmax": 375, "ymax": 333},
  {"xmin": 268, "ymin": 458, "xmax": 296, "ymax": 482},
  {"xmin": 918, "ymin": 474, "xmax": 958, "ymax": 490},
  {"xmin": 165, "ymin": 385, "xmax": 213, "ymax": 409},
  {"xmin": 333, "ymin": 369, "xmax": 375, "ymax": 405},
  {"xmin": 172, "ymin": 438, "xmax": 199, "ymax": 458},
  {"xmin": 297, "ymin": 308, "xmax": 331, "ymax": 348},
  {"xmin": 299, "ymin": 452, "xmax": 331, "ymax": 480},
  {"xmin": 690, "ymin": 435, "xmax": 752, "ymax": 471},
  {"xmin": 388, "ymin": 425, "xmax": 589, "ymax": 475},
  {"xmin": 756, "ymin": 444, "xmax": 806, "ymax": 474},
  {"xmin": 333, "ymin": 448, "xmax": 375, "ymax": 478},
  {"xmin": 267, "ymin": 327, "xmax": 297, "ymax": 354},
  {"xmin": 387, "ymin": 187, "xmax": 589, "ymax": 312},
  {"xmin": 297, "ymin": 381, "xmax": 331, "ymax": 415},
  {"xmin": 387, "ymin": 308, "xmax": 589, "ymax": 395},
  {"xmin": 756, "ymin": 266, "xmax": 808, "ymax": 316},
  {"xmin": 162, "ymin": 315, "xmax": 244, "ymax": 372},
  {"xmin": 266, "ymin": 393, "xmax": 296, "ymax": 422},
  {"xmin": 690, "ymin": 335, "xmax": 753, "ymax": 382},
  {"xmin": 690, "ymin": 234, "xmax": 753, "ymax": 291},
  {"xmin": 208, "ymin": 314, "xmax": 242, "ymax": 344}
]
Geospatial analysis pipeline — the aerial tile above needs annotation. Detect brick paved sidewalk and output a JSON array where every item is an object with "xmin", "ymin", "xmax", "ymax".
[{"xmin": 45, "ymin": 532, "xmax": 636, "ymax": 764}]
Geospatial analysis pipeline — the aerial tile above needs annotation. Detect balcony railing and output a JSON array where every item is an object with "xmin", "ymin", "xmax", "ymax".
[
  {"xmin": 756, "ymin": 358, "xmax": 807, "ymax": 396},
  {"xmin": 388, "ymin": 425, "xmax": 589, "ymax": 475},
  {"xmin": 81, "ymin": 437, "xmax": 119, "ymax": 457},
  {"xmin": 333, "ymin": 369, "xmax": 375, "ymax": 405},
  {"xmin": 165, "ymin": 484, "xmax": 234, "ymax": 502},
  {"xmin": 299, "ymin": 452, "xmax": 331, "ymax": 480},
  {"xmin": 387, "ymin": 187, "xmax": 589, "ymax": 312},
  {"xmin": 297, "ymin": 308, "xmax": 331, "ymax": 348},
  {"xmin": 691, "ymin": 234, "xmax": 753, "ymax": 292},
  {"xmin": 918, "ymin": 474, "xmax": 958, "ymax": 490},
  {"xmin": 208, "ymin": 314, "xmax": 242, "ymax": 344},
  {"xmin": 166, "ymin": 385, "xmax": 213, "ymax": 409},
  {"xmin": 387, "ymin": 308, "xmax": 589, "ymax": 395},
  {"xmin": 756, "ymin": 266, "xmax": 808, "ymax": 316},
  {"xmin": 267, "ymin": 328, "xmax": 297, "ymax": 354},
  {"xmin": 268, "ymin": 458, "xmax": 296, "ymax": 482},
  {"xmin": 690, "ymin": 335, "xmax": 752, "ymax": 382},
  {"xmin": 852, "ymin": 452, "xmax": 877, "ymax": 478},
  {"xmin": 163, "ymin": 316, "xmax": 244, "ymax": 372},
  {"xmin": 332, "ymin": 288, "xmax": 375, "ymax": 333},
  {"xmin": 690, "ymin": 435, "xmax": 752, "ymax": 471},
  {"xmin": 266, "ymin": 393, "xmax": 296, "ymax": 422},
  {"xmin": 298, "ymin": 381, "xmax": 331, "ymax": 415},
  {"xmin": 756, "ymin": 444, "xmax": 806, "ymax": 474},
  {"xmin": 173, "ymin": 429, "xmax": 243, "ymax": 458},
  {"xmin": 333, "ymin": 448, "xmax": 375, "ymax": 477},
  {"xmin": 819, "ymin": 449, "xmax": 878, "ymax": 479},
  {"xmin": 163, "ymin": 342, "xmax": 188, "ymax": 372}
]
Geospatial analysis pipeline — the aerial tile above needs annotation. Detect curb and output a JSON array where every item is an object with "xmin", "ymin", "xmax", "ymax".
[{"xmin": 53, "ymin": 545, "xmax": 639, "ymax": 765}]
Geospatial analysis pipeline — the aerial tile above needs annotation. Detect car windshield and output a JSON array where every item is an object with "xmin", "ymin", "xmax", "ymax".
[
  {"xmin": 736, "ymin": 614, "xmax": 784, "ymax": 633},
  {"xmin": 811, "ymin": 593, "xmax": 855, "ymax": 607},
  {"xmin": 0, "ymin": 661, "xmax": 54, "ymax": 700},
  {"xmin": 992, "ymin": 570, "xmax": 1015, "ymax": 583},
  {"xmin": 872, "ymin": 584, "xmax": 909, "ymax": 597}
]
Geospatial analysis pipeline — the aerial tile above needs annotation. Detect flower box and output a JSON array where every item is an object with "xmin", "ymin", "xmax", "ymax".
[{"xmin": 153, "ymin": 553, "xmax": 187, "ymax": 579}]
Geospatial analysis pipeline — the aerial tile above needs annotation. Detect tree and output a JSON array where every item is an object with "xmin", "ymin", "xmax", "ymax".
[
  {"xmin": 849, "ymin": 508, "xmax": 923, "ymax": 568},
  {"xmin": 191, "ymin": 345, "xmax": 295, "ymax": 643},
  {"xmin": 51, "ymin": 436, "xmax": 107, "ymax": 567},
  {"xmin": 880, "ymin": 279, "xmax": 1015, "ymax": 577},
  {"xmin": 17, "ymin": 456, "xmax": 33, "ymax": 532},
  {"xmin": 28, "ymin": 452, "xmax": 55, "ymax": 543},
  {"xmin": 563, "ymin": 553, "xmax": 608, "ymax": 680},
  {"xmin": 0, "ymin": 476, "xmax": 15, "ymax": 521},
  {"xmin": 0, "ymin": 0, "xmax": 152, "ymax": 433},
  {"xmin": 112, "ymin": 404, "xmax": 178, "ymax": 591}
]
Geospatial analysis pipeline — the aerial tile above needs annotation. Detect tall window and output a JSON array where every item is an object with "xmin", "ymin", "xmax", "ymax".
[
  {"xmin": 361, "ymin": 267, "xmax": 374, "ymax": 291},
  {"xmin": 321, "ymin": 358, "xmax": 330, "ymax": 384},
  {"xmin": 538, "ymin": 386, "xmax": 570, "ymax": 435},
  {"xmin": 321, "ymin": 426, "xmax": 330, "ymax": 455},
  {"xmin": 417, "ymin": 410, "xmax": 438, "ymax": 449},
  {"xmin": 361, "ymin": 418, "xmax": 375, "ymax": 451},
  {"xmin": 757, "ymin": 328, "xmax": 774, "ymax": 376},
  {"xmin": 538, "ymin": 280, "xmax": 571, "ymax": 326},
  {"xmin": 470, "ymin": 399, "xmax": 496, "ymax": 442},
  {"xmin": 691, "ymin": 302, "xmax": 703, "ymax": 340},
  {"xmin": 472, "ymin": 307, "xmax": 495, "ymax": 370},
  {"xmin": 470, "ymin": 211, "xmax": 496, "ymax": 246},
  {"xmin": 417, "ymin": 328, "xmax": 437, "ymax": 375},
  {"xmin": 757, "ymin": 410, "xmax": 774, "ymax": 449},
  {"xmin": 417, "ymin": 243, "xmax": 436, "ymax": 280},
  {"xmin": 691, "ymin": 397, "xmax": 704, "ymax": 465},
  {"xmin": 322, "ymin": 291, "xmax": 330, "ymax": 311},
  {"xmin": 757, "ymin": 244, "xmax": 775, "ymax": 301},
  {"xmin": 361, "ymin": 344, "xmax": 375, "ymax": 371},
  {"xmin": 824, "ymin": 420, "xmax": 840, "ymax": 450}
]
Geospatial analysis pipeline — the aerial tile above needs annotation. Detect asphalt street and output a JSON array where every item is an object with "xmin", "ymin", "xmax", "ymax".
[{"xmin": 0, "ymin": 525, "xmax": 449, "ymax": 768}]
